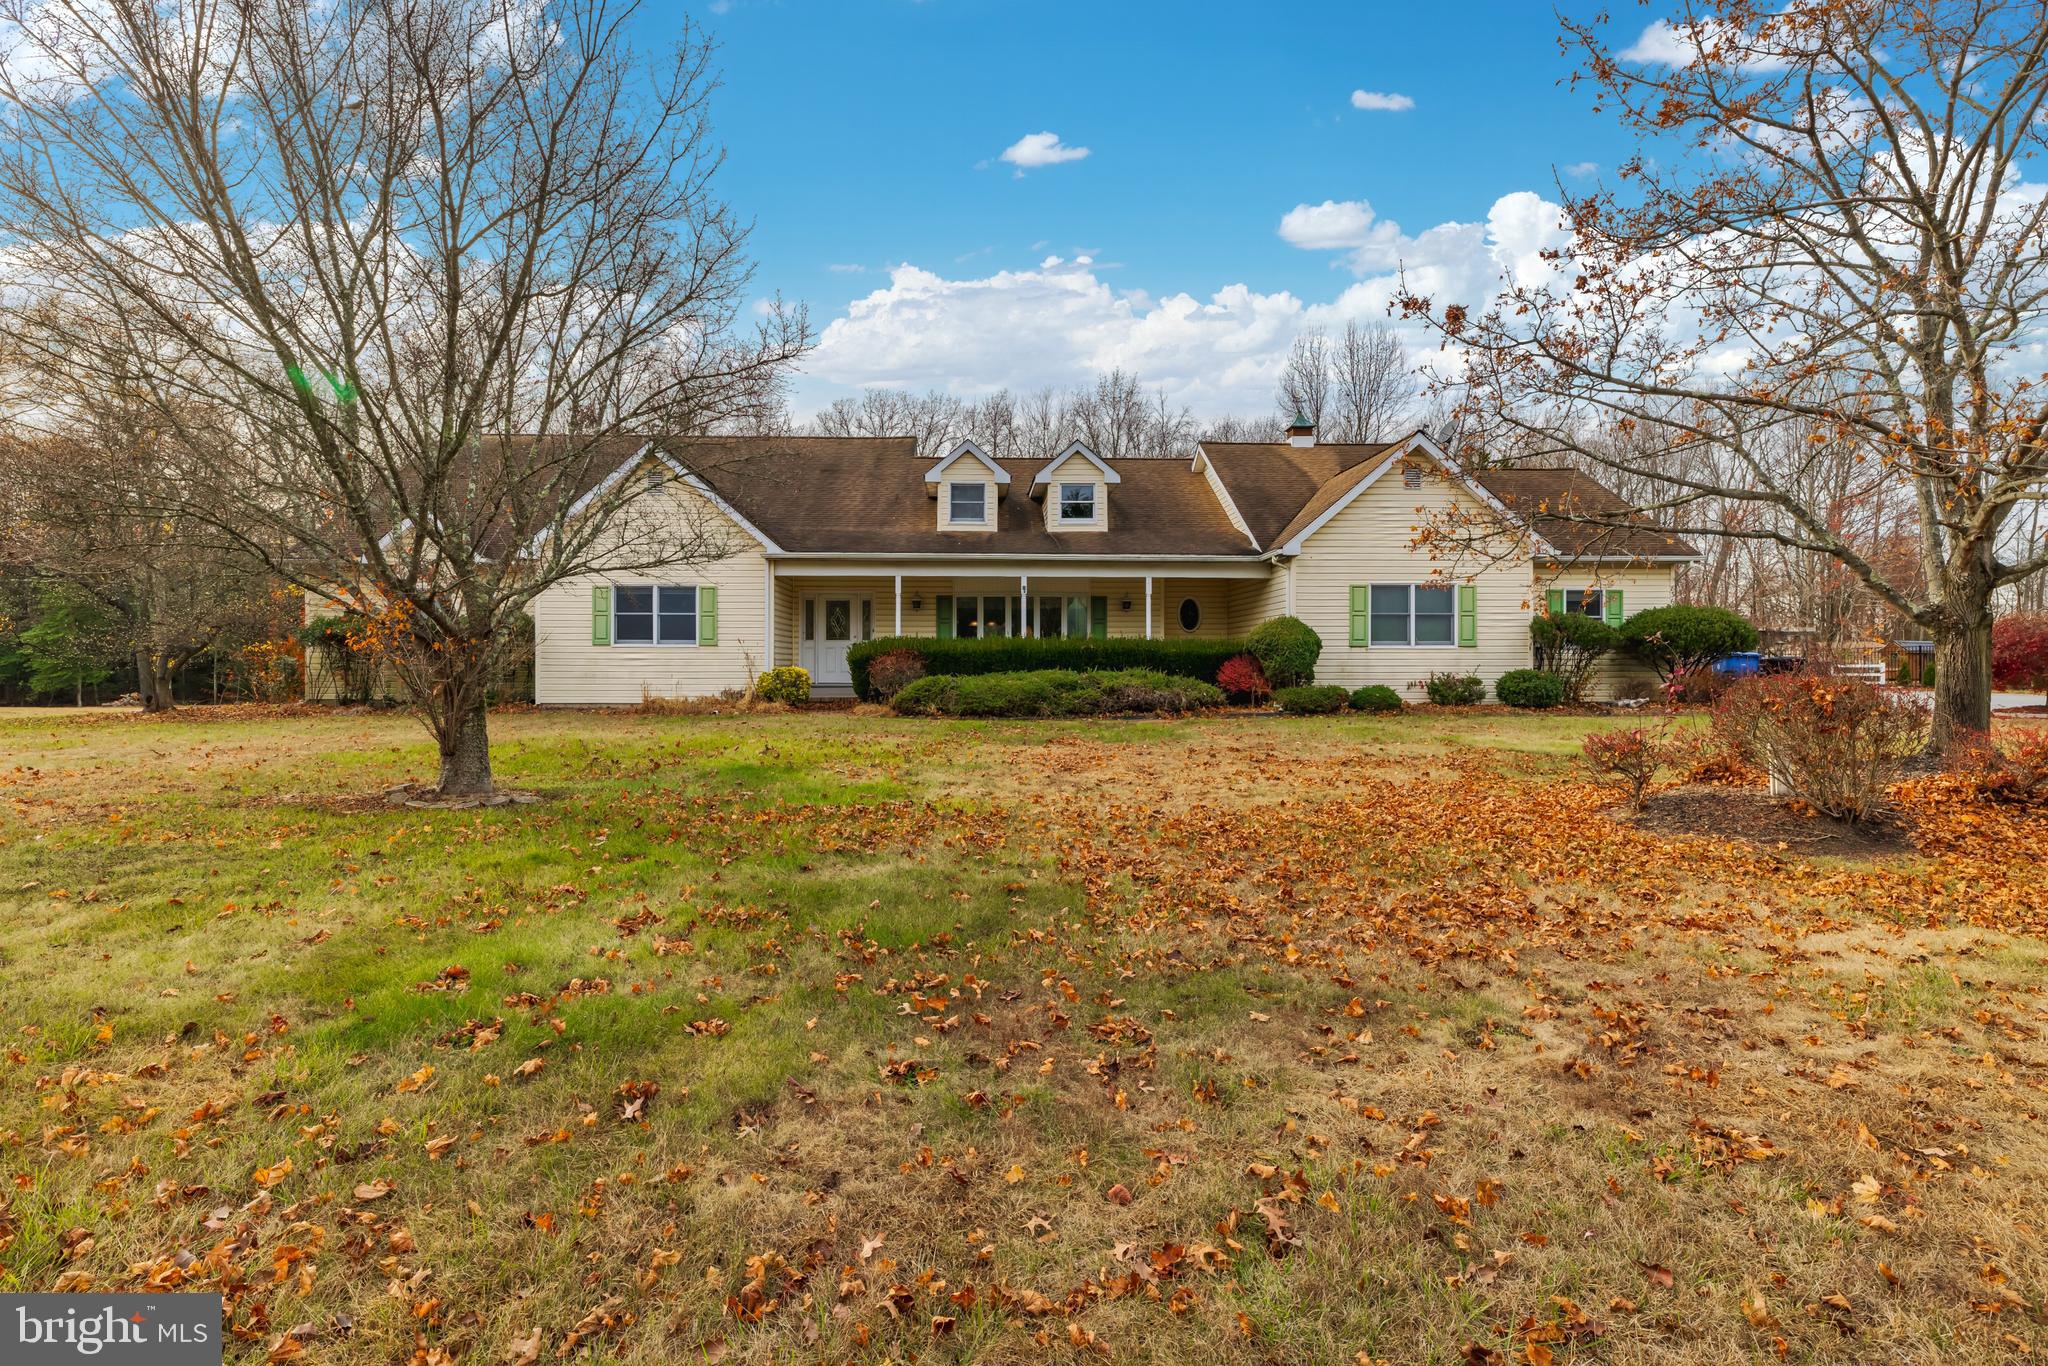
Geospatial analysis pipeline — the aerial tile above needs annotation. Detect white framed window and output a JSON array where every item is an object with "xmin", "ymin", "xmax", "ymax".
[
  {"xmin": 1564, "ymin": 589, "xmax": 1603, "ymax": 617},
  {"xmin": 948, "ymin": 483, "xmax": 987, "ymax": 523},
  {"xmin": 613, "ymin": 585, "xmax": 697, "ymax": 645},
  {"xmin": 1032, "ymin": 594, "xmax": 1093, "ymax": 638},
  {"xmin": 1369, "ymin": 583, "xmax": 1455, "ymax": 646},
  {"xmin": 953, "ymin": 594, "xmax": 1015, "ymax": 638},
  {"xmin": 1058, "ymin": 483, "xmax": 1096, "ymax": 521}
]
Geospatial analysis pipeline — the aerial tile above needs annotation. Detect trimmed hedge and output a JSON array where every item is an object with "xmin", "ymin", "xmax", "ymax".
[
  {"xmin": 1424, "ymin": 670, "xmax": 1485, "ymax": 706},
  {"xmin": 1350, "ymin": 685, "xmax": 1404, "ymax": 714},
  {"xmin": 754, "ymin": 666, "xmax": 811, "ymax": 704},
  {"xmin": 1275, "ymin": 684, "xmax": 1350, "ymax": 715},
  {"xmin": 1495, "ymin": 668, "xmax": 1565, "ymax": 709},
  {"xmin": 891, "ymin": 668, "xmax": 1223, "ymax": 718},
  {"xmin": 847, "ymin": 634, "xmax": 1244, "ymax": 700},
  {"xmin": 1247, "ymin": 615, "xmax": 1322, "ymax": 687},
  {"xmin": 1618, "ymin": 605, "xmax": 1758, "ymax": 681}
]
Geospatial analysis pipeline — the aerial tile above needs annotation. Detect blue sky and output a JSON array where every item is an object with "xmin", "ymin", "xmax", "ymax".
[{"xmin": 645, "ymin": 1, "xmax": 1665, "ymax": 417}]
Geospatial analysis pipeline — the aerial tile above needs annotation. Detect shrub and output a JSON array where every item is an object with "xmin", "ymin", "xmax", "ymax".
[
  {"xmin": 1946, "ymin": 729, "xmax": 2048, "ymax": 804},
  {"xmin": 1530, "ymin": 611, "xmax": 1619, "ymax": 702},
  {"xmin": 754, "ymin": 666, "xmax": 811, "ymax": 704},
  {"xmin": 1350, "ymin": 685, "xmax": 1403, "ymax": 714},
  {"xmin": 1274, "ymin": 684, "xmax": 1349, "ymax": 715},
  {"xmin": 1921, "ymin": 661, "xmax": 1935, "ymax": 687},
  {"xmin": 1619, "ymin": 605, "xmax": 1759, "ymax": 683},
  {"xmin": 891, "ymin": 669, "xmax": 1220, "ymax": 718},
  {"xmin": 1581, "ymin": 724, "xmax": 1673, "ymax": 814},
  {"xmin": 1424, "ymin": 670, "xmax": 1485, "ymax": 706},
  {"xmin": 1710, "ymin": 673, "xmax": 1928, "ymax": 823},
  {"xmin": 863, "ymin": 648, "xmax": 925, "ymax": 702},
  {"xmin": 846, "ymin": 635, "xmax": 1242, "ymax": 700},
  {"xmin": 1246, "ymin": 616, "xmax": 1322, "ymax": 688},
  {"xmin": 1495, "ymin": 669, "xmax": 1565, "ymax": 709},
  {"xmin": 1216, "ymin": 653, "xmax": 1272, "ymax": 703}
]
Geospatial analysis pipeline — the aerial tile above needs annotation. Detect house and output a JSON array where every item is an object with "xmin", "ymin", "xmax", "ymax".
[{"xmin": 517, "ymin": 424, "xmax": 1696, "ymax": 702}]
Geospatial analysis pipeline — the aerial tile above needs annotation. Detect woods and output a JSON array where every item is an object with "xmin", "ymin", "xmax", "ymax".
[
  {"xmin": 1402, "ymin": 0, "xmax": 2048, "ymax": 753},
  {"xmin": 0, "ymin": 0, "xmax": 805, "ymax": 790}
]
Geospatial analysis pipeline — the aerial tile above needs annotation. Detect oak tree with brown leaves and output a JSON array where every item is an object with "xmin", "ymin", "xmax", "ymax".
[{"xmin": 1403, "ymin": 0, "xmax": 2048, "ymax": 753}]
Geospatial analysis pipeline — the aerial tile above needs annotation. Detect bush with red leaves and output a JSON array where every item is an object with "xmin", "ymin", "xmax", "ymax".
[
  {"xmin": 863, "ymin": 648, "xmax": 926, "ymax": 702},
  {"xmin": 1710, "ymin": 673, "xmax": 1927, "ymax": 823},
  {"xmin": 1946, "ymin": 728, "xmax": 2048, "ymax": 804},
  {"xmin": 1580, "ymin": 724, "xmax": 1673, "ymax": 814},
  {"xmin": 1993, "ymin": 613, "xmax": 2048, "ymax": 703},
  {"xmin": 1216, "ymin": 653, "xmax": 1272, "ymax": 704}
]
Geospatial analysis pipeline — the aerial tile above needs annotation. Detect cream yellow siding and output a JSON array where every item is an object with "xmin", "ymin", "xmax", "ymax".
[
  {"xmin": 936, "ymin": 449, "xmax": 1003, "ymax": 532},
  {"xmin": 1286, "ymin": 466, "xmax": 1538, "ymax": 698},
  {"xmin": 1038, "ymin": 451, "xmax": 1108, "ymax": 533},
  {"xmin": 534, "ymin": 486, "xmax": 770, "ymax": 703},
  {"xmin": 1536, "ymin": 565, "xmax": 1677, "ymax": 699}
]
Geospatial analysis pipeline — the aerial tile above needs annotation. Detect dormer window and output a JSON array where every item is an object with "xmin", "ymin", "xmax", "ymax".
[
  {"xmin": 948, "ymin": 482, "xmax": 987, "ymax": 524},
  {"xmin": 1058, "ymin": 483, "xmax": 1095, "ymax": 522}
]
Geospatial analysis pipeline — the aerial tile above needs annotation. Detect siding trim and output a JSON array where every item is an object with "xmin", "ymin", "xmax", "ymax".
[{"xmin": 1275, "ymin": 433, "xmax": 1565, "ymax": 559}]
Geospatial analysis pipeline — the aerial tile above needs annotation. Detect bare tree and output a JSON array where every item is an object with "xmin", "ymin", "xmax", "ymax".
[
  {"xmin": 1274, "ymin": 328, "xmax": 1331, "ymax": 429},
  {"xmin": 0, "ymin": 353, "xmax": 265, "ymax": 712},
  {"xmin": 1326, "ymin": 320, "xmax": 1412, "ymax": 442},
  {"xmin": 1402, "ymin": 0, "xmax": 2048, "ymax": 751},
  {"xmin": 0, "ymin": 0, "xmax": 807, "ymax": 792}
]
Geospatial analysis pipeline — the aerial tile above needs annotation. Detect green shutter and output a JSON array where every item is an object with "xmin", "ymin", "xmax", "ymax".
[
  {"xmin": 1089, "ymin": 596, "xmax": 1108, "ymax": 639},
  {"xmin": 699, "ymin": 586, "xmax": 718, "ymax": 645},
  {"xmin": 936, "ymin": 595, "xmax": 954, "ymax": 639},
  {"xmin": 591, "ymin": 586, "xmax": 611, "ymax": 646},
  {"xmin": 1458, "ymin": 584, "xmax": 1477, "ymax": 648},
  {"xmin": 1604, "ymin": 589, "xmax": 1624, "ymax": 627},
  {"xmin": 1348, "ymin": 585, "xmax": 1369, "ymax": 647},
  {"xmin": 1545, "ymin": 589, "xmax": 1564, "ymax": 616}
]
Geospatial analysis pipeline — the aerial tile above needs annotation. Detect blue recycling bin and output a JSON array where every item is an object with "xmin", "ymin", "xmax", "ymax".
[{"xmin": 1713, "ymin": 652, "xmax": 1761, "ymax": 676}]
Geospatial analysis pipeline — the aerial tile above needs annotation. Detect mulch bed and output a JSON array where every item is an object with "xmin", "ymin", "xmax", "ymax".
[{"xmin": 1621, "ymin": 783, "xmax": 1915, "ymax": 858}]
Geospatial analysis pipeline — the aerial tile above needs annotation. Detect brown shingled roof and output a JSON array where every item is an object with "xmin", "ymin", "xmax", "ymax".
[
  {"xmin": 602, "ymin": 435, "xmax": 1693, "ymax": 563},
  {"xmin": 671, "ymin": 437, "xmax": 1258, "ymax": 556},
  {"xmin": 1197, "ymin": 439, "xmax": 1396, "ymax": 548},
  {"xmin": 1468, "ymin": 467, "xmax": 1699, "ymax": 561}
]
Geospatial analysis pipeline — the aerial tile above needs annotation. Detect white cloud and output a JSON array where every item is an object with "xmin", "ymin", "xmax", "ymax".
[
  {"xmin": 1350, "ymin": 90, "xmax": 1415, "ymax": 112},
  {"xmin": 997, "ymin": 131, "xmax": 1090, "ymax": 174},
  {"xmin": 826, "ymin": 262, "xmax": 866, "ymax": 274},
  {"xmin": 1562, "ymin": 160, "xmax": 1599, "ymax": 179},
  {"xmin": 1276, "ymin": 199, "xmax": 1378, "ymax": 250},
  {"xmin": 1620, "ymin": 18, "xmax": 1793, "ymax": 70},
  {"xmin": 801, "ymin": 191, "xmax": 1572, "ymax": 413}
]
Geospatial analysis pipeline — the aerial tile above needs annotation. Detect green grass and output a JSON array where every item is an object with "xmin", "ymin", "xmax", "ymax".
[{"xmin": 1, "ymin": 703, "xmax": 2043, "ymax": 1364}]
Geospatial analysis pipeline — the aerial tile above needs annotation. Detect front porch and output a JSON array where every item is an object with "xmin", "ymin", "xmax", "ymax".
[{"xmin": 767, "ymin": 563, "xmax": 1274, "ymax": 695}]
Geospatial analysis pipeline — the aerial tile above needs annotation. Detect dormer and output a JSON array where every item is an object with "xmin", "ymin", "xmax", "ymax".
[
  {"xmin": 925, "ymin": 440, "xmax": 1008, "ymax": 531},
  {"xmin": 1028, "ymin": 440, "xmax": 1119, "ymax": 533}
]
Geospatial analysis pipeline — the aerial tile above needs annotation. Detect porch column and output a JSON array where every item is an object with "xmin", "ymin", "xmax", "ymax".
[
  {"xmin": 764, "ymin": 562, "xmax": 776, "ymax": 667},
  {"xmin": 1143, "ymin": 575, "xmax": 1153, "ymax": 640},
  {"xmin": 1019, "ymin": 575, "xmax": 1030, "ymax": 638},
  {"xmin": 893, "ymin": 574, "xmax": 902, "ymax": 636}
]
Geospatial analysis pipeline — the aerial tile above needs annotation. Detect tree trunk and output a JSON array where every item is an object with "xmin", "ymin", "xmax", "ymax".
[
  {"xmin": 1929, "ymin": 613, "xmax": 1993, "ymax": 753},
  {"xmin": 134, "ymin": 647, "xmax": 174, "ymax": 713},
  {"xmin": 436, "ymin": 699, "xmax": 494, "ymax": 795}
]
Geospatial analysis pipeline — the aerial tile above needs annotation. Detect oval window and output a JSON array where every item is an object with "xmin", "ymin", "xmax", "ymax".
[{"xmin": 1177, "ymin": 597, "xmax": 1201, "ymax": 632}]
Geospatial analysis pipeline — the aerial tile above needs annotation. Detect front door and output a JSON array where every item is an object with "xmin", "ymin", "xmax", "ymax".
[{"xmin": 801, "ymin": 595, "xmax": 870, "ymax": 687}]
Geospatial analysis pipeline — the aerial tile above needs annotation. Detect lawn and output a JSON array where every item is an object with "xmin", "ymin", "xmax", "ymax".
[{"xmin": 1, "ymin": 704, "xmax": 2044, "ymax": 1364}]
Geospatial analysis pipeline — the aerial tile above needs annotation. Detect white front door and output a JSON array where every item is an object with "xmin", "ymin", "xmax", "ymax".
[{"xmin": 801, "ymin": 595, "xmax": 870, "ymax": 686}]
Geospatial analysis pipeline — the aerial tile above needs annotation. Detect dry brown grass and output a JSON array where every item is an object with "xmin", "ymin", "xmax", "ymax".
[{"xmin": 1, "ymin": 707, "xmax": 2043, "ymax": 1363}]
